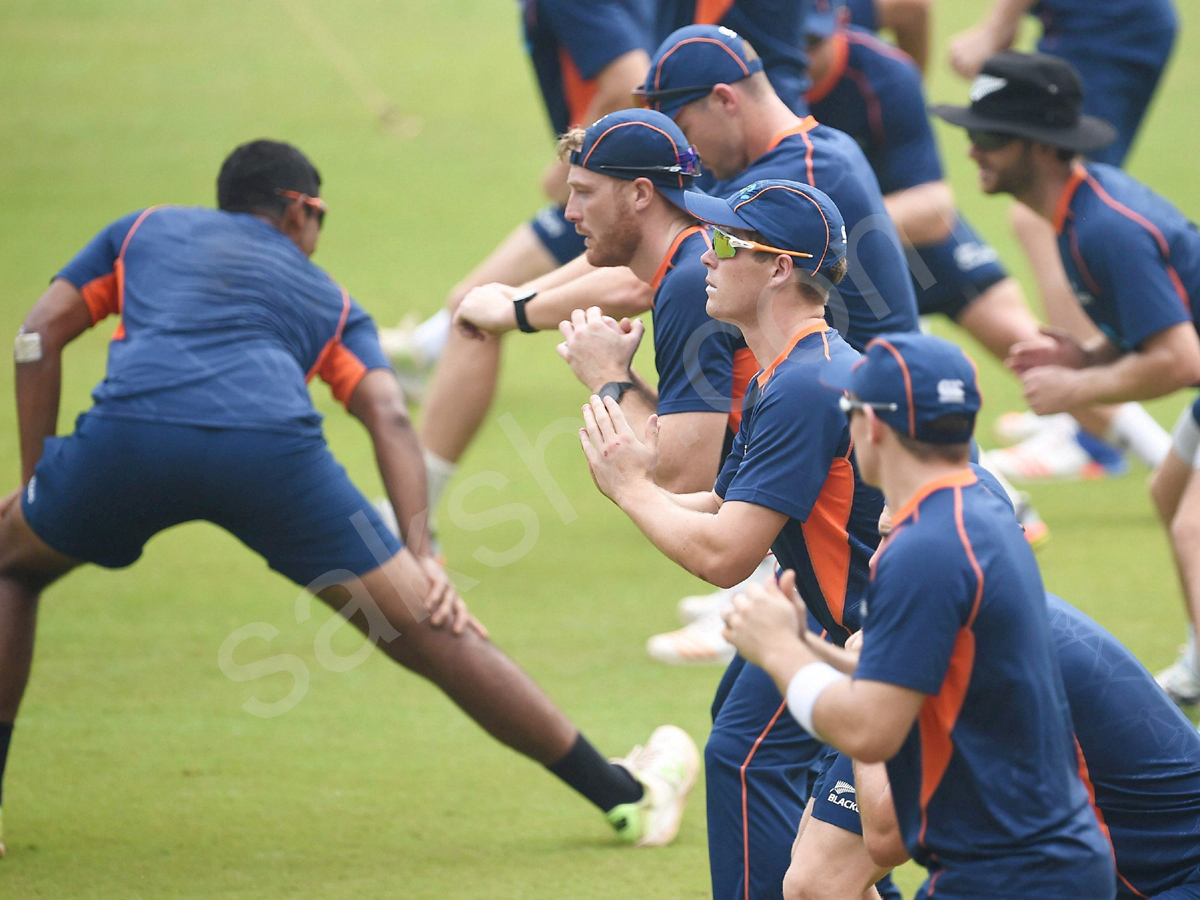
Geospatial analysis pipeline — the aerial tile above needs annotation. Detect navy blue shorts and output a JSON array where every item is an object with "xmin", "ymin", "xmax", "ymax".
[
  {"xmin": 809, "ymin": 749, "xmax": 902, "ymax": 900},
  {"xmin": 706, "ymin": 658, "xmax": 827, "ymax": 899},
  {"xmin": 529, "ymin": 204, "xmax": 587, "ymax": 265},
  {"xmin": 22, "ymin": 413, "xmax": 402, "ymax": 587},
  {"xmin": 907, "ymin": 214, "xmax": 1008, "ymax": 321},
  {"xmin": 1045, "ymin": 42, "xmax": 1173, "ymax": 167}
]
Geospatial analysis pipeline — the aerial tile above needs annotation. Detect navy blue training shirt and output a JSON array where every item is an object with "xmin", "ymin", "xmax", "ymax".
[{"xmin": 56, "ymin": 206, "xmax": 390, "ymax": 437}]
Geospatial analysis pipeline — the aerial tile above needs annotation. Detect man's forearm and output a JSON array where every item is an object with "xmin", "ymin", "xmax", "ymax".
[
  {"xmin": 371, "ymin": 417, "xmax": 435, "ymax": 558},
  {"xmin": 15, "ymin": 351, "xmax": 64, "ymax": 483},
  {"xmin": 981, "ymin": 0, "xmax": 1034, "ymax": 44},
  {"xmin": 1074, "ymin": 349, "xmax": 1194, "ymax": 405},
  {"xmin": 614, "ymin": 480, "xmax": 742, "ymax": 584},
  {"xmin": 525, "ymin": 267, "xmax": 653, "ymax": 331}
]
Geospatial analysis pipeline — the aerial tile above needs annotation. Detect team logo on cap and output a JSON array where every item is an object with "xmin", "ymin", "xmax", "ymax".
[
  {"xmin": 937, "ymin": 379, "xmax": 966, "ymax": 404},
  {"xmin": 969, "ymin": 74, "xmax": 1008, "ymax": 102}
]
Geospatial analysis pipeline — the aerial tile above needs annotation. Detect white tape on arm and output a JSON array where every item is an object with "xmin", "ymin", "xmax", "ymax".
[
  {"xmin": 14, "ymin": 330, "xmax": 43, "ymax": 363},
  {"xmin": 785, "ymin": 661, "xmax": 844, "ymax": 735}
]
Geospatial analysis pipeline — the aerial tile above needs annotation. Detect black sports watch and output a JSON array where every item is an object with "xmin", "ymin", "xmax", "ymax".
[
  {"xmin": 597, "ymin": 381, "xmax": 635, "ymax": 404},
  {"xmin": 512, "ymin": 288, "xmax": 539, "ymax": 333}
]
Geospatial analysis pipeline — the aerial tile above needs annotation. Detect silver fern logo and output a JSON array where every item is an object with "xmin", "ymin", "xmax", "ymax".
[{"xmin": 970, "ymin": 74, "xmax": 1008, "ymax": 103}]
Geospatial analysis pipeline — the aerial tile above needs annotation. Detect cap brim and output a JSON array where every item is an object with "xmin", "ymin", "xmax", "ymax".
[
  {"xmin": 658, "ymin": 184, "xmax": 694, "ymax": 213},
  {"xmin": 930, "ymin": 103, "xmax": 1118, "ymax": 153},
  {"xmin": 683, "ymin": 190, "xmax": 754, "ymax": 230}
]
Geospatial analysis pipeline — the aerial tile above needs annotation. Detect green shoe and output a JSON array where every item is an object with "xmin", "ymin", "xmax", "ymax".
[{"xmin": 607, "ymin": 725, "xmax": 700, "ymax": 847}]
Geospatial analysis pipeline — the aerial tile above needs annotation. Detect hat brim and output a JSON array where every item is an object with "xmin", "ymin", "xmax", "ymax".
[
  {"xmin": 930, "ymin": 103, "xmax": 1118, "ymax": 154},
  {"xmin": 683, "ymin": 190, "xmax": 754, "ymax": 231},
  {"xmin": 657, "ymin": 184, "xmax": 694, "ymax": 213}
]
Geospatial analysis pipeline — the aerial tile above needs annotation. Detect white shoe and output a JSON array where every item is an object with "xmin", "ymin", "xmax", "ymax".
[
  {"xmin": 607, "ymin": 725, "xmax": 700, "ymax": 847},
  {"xmin": 985, "ymin": 417, "xmax": 1113, "ymax": 482},
  {"xmin": 1157, "ymin": 657, "xmax": 1200, "ymax": 708},
  {"xmin": 647, "ymin": 611, "xmax": 736, "ymax": 666},
  {"xmin": 676, "ymin": 554, "xmax": 776, "ymax": 624},
  {"xmin": 993, "ymin": 411, "xmax": 1063, "ymax": 446}
]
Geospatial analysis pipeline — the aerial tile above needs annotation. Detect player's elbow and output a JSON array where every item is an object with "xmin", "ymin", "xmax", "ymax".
[
  {"xmin": 700, "ymin": 550, "xmax": 762, "ymax": 590},
  {"xmin": 863, "ymin": 824, "xmax": 910, "ymax": 869},
  {"xmin": 836, "ymin": 724, "xmax": 905, "ymax": 764},
  {"xmin": 350, "ymin": 371, "xmax": 415, "ymax": 432}
]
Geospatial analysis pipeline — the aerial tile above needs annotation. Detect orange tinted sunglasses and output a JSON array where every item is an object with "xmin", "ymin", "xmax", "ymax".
[{"xmin": 276, "ymin": 189, "xmax": 327, "ymax": 226}]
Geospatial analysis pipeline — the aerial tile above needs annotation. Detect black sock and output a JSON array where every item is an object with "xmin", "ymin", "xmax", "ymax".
[
  {"xmin": 0, "ymin": 722, "xmax": 12, "ymax": 806},
  {"xmin": 547, "ymin": 733, "xmax": 643, "ymax": 813}
]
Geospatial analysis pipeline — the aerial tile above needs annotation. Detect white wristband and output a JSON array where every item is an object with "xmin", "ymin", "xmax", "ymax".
[{"xmin": 785, "ymin": 661, "xmax": 843, "ymax": 735}]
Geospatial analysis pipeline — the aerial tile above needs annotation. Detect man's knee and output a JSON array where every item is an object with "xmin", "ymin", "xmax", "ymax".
[{"xmin": 1170, "ymin": 508, "xmax": 1200, "ymax": 556}]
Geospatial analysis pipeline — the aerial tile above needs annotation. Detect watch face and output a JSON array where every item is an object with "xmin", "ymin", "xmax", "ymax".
[{"xmin": 513, "ymin": 289, "xmax": 537, "ymax": 303}]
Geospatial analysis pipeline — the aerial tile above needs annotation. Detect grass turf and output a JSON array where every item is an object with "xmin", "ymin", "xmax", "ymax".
[{"xmin": 0, "ymin": 1, "xmax": 1197, "ymax": 896}]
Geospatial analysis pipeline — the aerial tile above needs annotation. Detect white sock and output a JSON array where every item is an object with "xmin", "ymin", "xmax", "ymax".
[
  {"xmin": 1185, "ymin": 626, "xmax": 1199, "ymax": 677},
  {"xmin": 414, "ymin": 309, "xmax": 452, "ymax": 363},
  {"xmin": 1104, "ymin": 403, "xmax": 1172, "ymax": 468},
  {"xmin": 424, "ymin": 447, "xmax": 458, "ymax": 514}
]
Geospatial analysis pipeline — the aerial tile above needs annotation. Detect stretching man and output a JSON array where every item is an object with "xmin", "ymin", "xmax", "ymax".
[
  {"xmin": 0, "ymin": 139, "xmax": 699, "ymax": 858},
  {"xmin": 931, "ymin": 52, "xmax": 1200, "ymax": 705}
]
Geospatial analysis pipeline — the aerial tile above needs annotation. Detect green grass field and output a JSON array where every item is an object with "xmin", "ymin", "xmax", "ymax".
[{"xmin": 1, "ymin": 1, "xmax": 1198, "ymax": 896}]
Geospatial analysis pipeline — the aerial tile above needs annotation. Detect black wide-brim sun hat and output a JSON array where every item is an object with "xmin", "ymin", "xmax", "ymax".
[
  {"xmin": 930, "ymin": 51, "xmax": 1118, "ymax": 154},
  {"xmin": 930, "ymin": 102, "xmax": 1117, "ymax": 154}
]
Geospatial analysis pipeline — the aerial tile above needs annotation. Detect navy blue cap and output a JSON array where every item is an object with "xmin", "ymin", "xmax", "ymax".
[
  {"xmin": 825, "ymin": 332, "xmax": 982, "ymax": 444},
  {"xmin": 684, "ymin": 179, "xmax": 847, "ymax": 275},
  {"xmin": 569, "ymin": 109, "xmax": 701, "ymax": 210},
  {"xmin": 805, "ymin": 0, "xmax": 845, "ymax": 40},
  {"xmin": 636, "ymin": 25, "xmax": 764, "ymax": 118}
]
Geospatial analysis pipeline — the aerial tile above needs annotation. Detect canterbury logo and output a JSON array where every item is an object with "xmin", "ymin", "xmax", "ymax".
[
  {"xmin": 938, "ymin": 379, "xmax": 966, "ymax": 404},
  {"xmin": 970, "ymin": 74, "xmax": 1008, "ymax": 102}
]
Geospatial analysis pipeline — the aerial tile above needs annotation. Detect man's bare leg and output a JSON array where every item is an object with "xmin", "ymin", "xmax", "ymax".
[
  {"xmin": 783, "ymin": 802, "xmax": 888, "ymax": 900},
  {"xmin": 420, "ymin": 223, "xmax": 559, "ymax": 474},
  {"xmin": 323, "ymin": 549, "xmax": 700, "ymax": 839},
  {"xmin": 0, "ymin": 494, "xmax": 81, "ymax": 857}
]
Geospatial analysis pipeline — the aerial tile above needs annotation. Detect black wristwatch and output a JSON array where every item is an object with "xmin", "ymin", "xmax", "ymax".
[
  {"xmin": 512, "ymin": 288, "xmax": 539, "ymax": 333},
  {"xmin": 598, "ymin": 380, "xmax": 635, "ymax": 404}
]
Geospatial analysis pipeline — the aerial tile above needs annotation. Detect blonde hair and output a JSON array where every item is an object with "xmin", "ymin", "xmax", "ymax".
[{"xmin": 557, "ymin": 127, "xmax": 587, "ymax": 162}]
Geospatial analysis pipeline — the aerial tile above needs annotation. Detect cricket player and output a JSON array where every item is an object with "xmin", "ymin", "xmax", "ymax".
[
  {"xmin": 804, "ymin": 3, "xmax": 1170, "ymax": 485},
  {"xmin": 576, "ymin": 179, "xmax": 889, "ymax": 898},
  {"xmin": 0, "ymin": 139, "xmax": 701, "ymax": 858},
  {"xmin": 392, "ymin": 0, "xmax": 654, "ymax": 518},
  {"xmin": 552, "ymin": 110, "xmax": 751, "ymax": 497},
  {"xmin": 792, "ymin": 471, "xmax": 1200, "ymax": 900},
  {"xmin": 931, "ymin": 51, "xmax": 1200, "ymax": 706},
  {"xmin": 948, "ymin": 0, "xmax": 1178, "ymax": 475},
  {"xmin": 722, "ymin": 331, "xmax": 1116, "ymax": 899}
]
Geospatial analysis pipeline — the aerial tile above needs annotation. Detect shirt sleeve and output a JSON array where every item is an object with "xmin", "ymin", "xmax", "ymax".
[
  {"xmin": 654, "ymin": 254, "xmax": 739, "ymax": 417},
  {"xmin": 714, "ymin": 410, "xmax": 749, "ymax": 500},
  {"xmin": 541, "ymin": 0, "xmax": 651, "ymax": 80},
  {"xmin": 719, "ymin": 368, "xmax": 846, "ymax": 520},
  {"xmin": 316, "ymin": 297, "xmax": 393, "ymax": 407},
  {"xmin": 854, "ymin": 531, "xmax": 975, "ymax": 695},
  {"xmin": 1086, "ymin": 215, "xmax": 1191, "ymax": 350},
  {"xmin": 871, "ymin": 57, "xmax": 944, "ymax": 191},
  {"xmin": 55, "ymin": 210, "xmax": 145, "ymax": 326}
]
